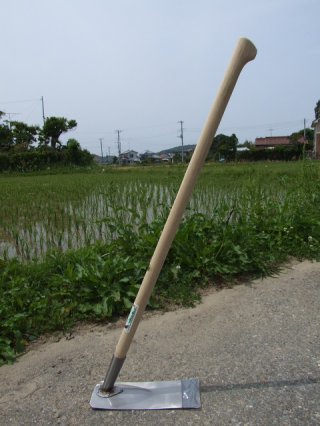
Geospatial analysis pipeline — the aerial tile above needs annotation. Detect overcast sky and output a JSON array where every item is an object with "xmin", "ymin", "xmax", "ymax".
[{"xmin": 1, "ymin": 0, "xmax": 319, "ymax": 155}]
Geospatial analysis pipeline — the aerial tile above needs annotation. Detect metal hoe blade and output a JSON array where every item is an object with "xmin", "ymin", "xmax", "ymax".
[{"xmin": 90, "ymin": 378, "xmax": 201, "ymax": 410}]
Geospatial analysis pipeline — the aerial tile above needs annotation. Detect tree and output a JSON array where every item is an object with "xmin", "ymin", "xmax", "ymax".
[
  {"xmin": 315, "ymin": 100, "xmax": 320, "ymax": 120},
  {"xmin": 66, "ymin": 138, "xmax": 81, "ymax": 151},
  {"xmin": 64, "ymin": 138, "xmax": 93, "ymax": 165},
  {"xmin": 0, "ymin": 122, "xmax": 13, "ymax": 151},
  {"xmin": 65, "ymin": 138, "xmax": 81, "ymax": 163},
  {"xmin": 40, "ymin": 117, "xmax": 77, "ymax": 149},
  {"xmin": 289, "ymin": 128, "xmax": 313, "ymax": 151},
  {"xmin": 10, "ymin": 121, "xmax": 39, "ymax": 151},
  {"xmin": 209, "ymin": 133, "xmax": 238, "ymax": 161},
  {"xmin": 241, "ymin": 140, "xmax": 255, "ymax": 149}
]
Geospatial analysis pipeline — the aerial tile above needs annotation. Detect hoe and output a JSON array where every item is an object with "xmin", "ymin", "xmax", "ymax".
[{"xmin": 90, "ymin": 37, "xmax": 257, "ymax": 410}]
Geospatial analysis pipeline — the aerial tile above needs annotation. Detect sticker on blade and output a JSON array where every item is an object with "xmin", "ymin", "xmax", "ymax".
[{"xmin": 124, "ymin": 303, "xmax": 139, "ymax": 333}]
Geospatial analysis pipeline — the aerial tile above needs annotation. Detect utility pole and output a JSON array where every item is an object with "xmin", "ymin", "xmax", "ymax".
[
  {"xmin": 108, "ymin": 146, "xmax": 111, "ymax": 163},
  {"xmin": 268, "ymin": 128, "xmax": 274, "ymax": 137},
  {"xmin": 178, "ymin": 120, "xmax": 184, "ymax": 162},
  {"xmin": 116, "ymin": 130, "xmax": 122, "ymax": 165},
  {"xmin": 304, "ymin": 118, "xmax": 306, "ymax": 140},
  {"xmin": 99, "ymin": 138, "xmax": 104, "ymax": 163},
  {"xmin": 41, "ymin": 96, "xmax": 46, "ymax": 125}
]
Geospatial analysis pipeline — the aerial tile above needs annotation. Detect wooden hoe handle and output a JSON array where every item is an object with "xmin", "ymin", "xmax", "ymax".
[{"xmin": 101, "ymin": 38, "xmax": 257, "ymax": 392}]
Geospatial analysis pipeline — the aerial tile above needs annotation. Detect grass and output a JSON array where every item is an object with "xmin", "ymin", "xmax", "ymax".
[{"xmin": 1, "ymin": 161, "xmax": 320, "ymax": 364}]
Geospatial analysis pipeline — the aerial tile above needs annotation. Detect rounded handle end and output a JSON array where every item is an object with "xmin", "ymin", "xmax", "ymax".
[{"xmin": 238, "ymin": 37, "xmax": 257, "ymax": 64}]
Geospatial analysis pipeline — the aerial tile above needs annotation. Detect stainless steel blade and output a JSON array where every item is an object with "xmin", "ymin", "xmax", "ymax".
[{"xmin": 90, "ymin": 378, "xmax": 201, "ymax": 410}]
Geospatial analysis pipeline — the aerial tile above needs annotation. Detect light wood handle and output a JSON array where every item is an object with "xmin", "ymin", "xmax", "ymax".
[{"xmin": 115, "ymin": 38, "xmax": 257, "ymax": 358}]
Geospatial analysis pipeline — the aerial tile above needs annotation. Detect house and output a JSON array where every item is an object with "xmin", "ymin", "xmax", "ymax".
[
  {"xmin": 140, "ymin": 151, "xmax": 162, "ymax": 163},
  {"xmin": 311, "ymin": 119, "xmax": 320, "ymax": 159},
  {"xmin": 236, "ymin": 146, "xmax": 250, "ymax": 152},
  {"xmin": 142, "ymin": 152, "xmax": 174, "ymax": 163},
  {"xmin": 255, "ymin": 136, "xmax": 305, "ymax": 150},
  {"xmin": 159, "ymin": 153, "xmax": 174, "ymax": 163},
  {"xmin": 119, "ymin": 150, "xmax": 141, "ymax": 165},
  {"xmin": 93, "ymin": 154, "xmax": 113, "ymax": 164}
]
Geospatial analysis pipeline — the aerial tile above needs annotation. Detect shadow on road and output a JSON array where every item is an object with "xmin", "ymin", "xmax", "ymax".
[{"xmin": 201, "ymin": 376, "xmax": 320, "ymax": 393}]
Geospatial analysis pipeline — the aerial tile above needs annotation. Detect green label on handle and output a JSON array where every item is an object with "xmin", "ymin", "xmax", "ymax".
[{"xmin": 124, "ymin": 303, "xmax": 139, "ymax": 333}]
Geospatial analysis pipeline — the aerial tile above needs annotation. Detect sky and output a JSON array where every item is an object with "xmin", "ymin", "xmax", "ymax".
[{"xmin": 1, "ymin": 0, "xmax": 319, "ymax": 156}]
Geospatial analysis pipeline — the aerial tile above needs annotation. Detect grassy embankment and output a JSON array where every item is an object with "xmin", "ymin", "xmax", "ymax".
[{"xmin": 1, "ymin": 161, "xmax": 320, "ymax": 364}]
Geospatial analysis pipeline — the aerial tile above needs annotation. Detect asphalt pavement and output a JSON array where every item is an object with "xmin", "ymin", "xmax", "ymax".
[{"xmin": 0, "ymin": 260, "xmax": 319, "ymax": 425}]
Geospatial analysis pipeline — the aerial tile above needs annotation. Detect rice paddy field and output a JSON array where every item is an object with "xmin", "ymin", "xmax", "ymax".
[{"xmin": 1, "ymin": 161, "xmax": 320, "ymax": 364}]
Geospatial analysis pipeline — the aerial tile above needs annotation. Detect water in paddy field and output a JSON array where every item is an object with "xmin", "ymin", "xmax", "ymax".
[
  {"xmin": 0, "ymin": 178, "xmax": 283, "ymax": 261},
  {"xmin": 0, "ymin": 182, "xmax": 179, "ymax": 260}
]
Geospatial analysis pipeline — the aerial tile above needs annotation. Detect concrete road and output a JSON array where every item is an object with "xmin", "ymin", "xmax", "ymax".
[{"xmin": 0, "ymin": 261, "xmax": 319, "ymax": 425}]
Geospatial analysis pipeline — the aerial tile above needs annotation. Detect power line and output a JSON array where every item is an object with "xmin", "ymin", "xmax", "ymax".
[
  {"xmin": 125, "ymin": 131, "xmax": 176, "ymax": 141},
  {"xmin": 187, "ymin": 119, "xmax": 313, "ymax": 133},
  {"xmin": 2, "ymin": 112, "xmax": 21, "ymax": 129},
  {"xmin": 0, "ymin": 98, "xmax": 39, "ymax": 105}
]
